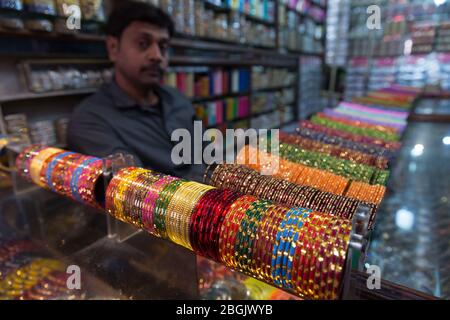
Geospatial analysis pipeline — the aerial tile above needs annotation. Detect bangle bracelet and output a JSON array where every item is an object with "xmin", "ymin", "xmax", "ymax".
[{"xmin": 30, "ymin": 148, "xmax": 63, "ymax": 187}]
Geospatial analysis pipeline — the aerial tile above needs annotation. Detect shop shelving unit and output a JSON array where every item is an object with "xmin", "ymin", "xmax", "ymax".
[{"xmin": 0, "ymin": 0, "xmax": 328, "ymax": 136}]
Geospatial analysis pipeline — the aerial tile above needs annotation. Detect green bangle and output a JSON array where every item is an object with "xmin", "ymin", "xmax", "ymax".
[
  {"xmin": 279, "ymin": 143, "xmax": 390, "ymax": 184},
  {"xmin": 235, "ymin": 200, "xmax": 270, "ymax": 275},
  {"xmin": 154, "ymin": 179, "xmax": 187, "ymax": 239},
  {"xmin": 311, "ymin": 115, "xmax": 400, "ymax": 142}
]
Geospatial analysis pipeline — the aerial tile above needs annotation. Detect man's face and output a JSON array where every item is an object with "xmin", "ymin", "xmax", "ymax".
[{"xmin": 107, "ymin": 21, "xmax": 170, "ymax": 89}]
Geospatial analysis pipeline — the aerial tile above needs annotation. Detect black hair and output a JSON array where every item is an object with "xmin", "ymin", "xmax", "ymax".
[{"xmin": 106, "ymin": 1, "xmax": 175, "ymax": 38}]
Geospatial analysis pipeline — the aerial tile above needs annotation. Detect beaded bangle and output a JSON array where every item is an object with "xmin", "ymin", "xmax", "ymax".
[
  {"xmin": 153, "ymin": 179, "xmax": 187, "ymax": 239},
  {"xmin": 76, "ymin": 159, "xmax": 104, "ymax": 208},
  {"xmin": 208, "ymin": 190, "xmax": 242, "ymax": 261},
  {"xmin": 166, "ymin": 182, "xmax": 215, "ymax": 250},
  {"xmin": 312, "ymin": 114, "xmax": 400, "ymax": 142},
  {"xmin": 236, "ymin": 200, "xmax": 271, "ymax": 274},
  {"xmin": 105, "ymin": 167, "xmax": 138, "ymax": 222},
  {"xmin": 219, "ymin": 195, "xmax": 257, "ymax": 269},
  {"xmin": 30, "ymin": 148, "xmax": 63, "ymax": 187},
  {"xmin": 15, "ymin": 145, "xmax": 46, "ymax": 181},
  {"xmin": 140, "ymin": 175, "xmax": 178, "ymax": 237},
  {"xmin": 301, "ymin": 120, "xmax": 401, "ymax": 150}
]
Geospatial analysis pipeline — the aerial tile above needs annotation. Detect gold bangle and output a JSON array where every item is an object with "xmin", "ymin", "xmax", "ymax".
[
  {"xmin": 166, "ymin": 182, "xmax": 215, "ymax": 250},
  {"xmin": 29, "ymin": 148, "xmax": 63, "ymax": 187}
]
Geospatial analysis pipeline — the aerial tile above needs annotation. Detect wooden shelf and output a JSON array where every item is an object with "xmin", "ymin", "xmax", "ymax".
[
  {"xmin": 0, "ymin": 27, "xmax": 106, "ymax": 42},
  {"xmin": 0, "ymin": 7, "xmax": 105, "ymax": 24},
  {"xmin": 287, "ymin": 49, "xmax": 324, "ymax": 57},
  {"xmin": 0, "ymin": 29, "xmax": 293, "ymax": 60},
  {"xmin": 0, "ymin": 86, "xmax": 294, "ymax": 106},
  {"xmin": 206, "ymin": 107, "xmax": 283, "ymax": 129},
  {"xmin": 242, "ymin": 13, "xmax": 276, "ymax": 27},
  {"xmin": 191, "ymin": 91, "xmax": 250, "ymax": 103},
  {"xmin": 0, "ymin": 88, "xmax": 97, "ymax": 104},
  {"xmin": 170, "ymin": 37, "xmax": 284, "ymax": 58},
  {"xmin": 170, "ymin": 55, "xmax": 296, "ymax": 68},
  {"xmin": 229, "ymin": 107, "xmax": 283, "ymax": 123},
  {"xmin": 253, "ymin": 85, "xmax": 295, "ymax": 93},
  {"xmin": 203, "ymin": 2, "xmax": 275, "ymax": 27}
]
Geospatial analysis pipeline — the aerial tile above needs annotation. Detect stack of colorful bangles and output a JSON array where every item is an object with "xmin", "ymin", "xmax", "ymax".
[
  {"xmin": 279, "ymin": 132, "xmax": 389, "ymax": 170},
  {"xmin": 314, "ymin": 113, "xmax": 401, "ymax": 135},
  {"xmin": 310, "ymin": 115, "xmax": 400, "ymax": 142},
  {"xmin": 230, "ymin": 86, "xmax": 415, "ymax": 233},
  {"xmin": 14, "ymin": 148, "xmax": 356, "ymax": 300},
  {"xmin": 104, "ymin": 167, "xmax": 352, "ymax": 300},
  {"xmin": 300, "ymin": 121, "xmax": 401, "ymax": 150},
  {"xmin": 204, "ymin": 164, "xmax": 378, "ymax": 227},
  {"xmin": 294, "ymin": 126, "xmax": 396, "ymax": 160},
  {"xmin": 16, "ymin": 145, "xmax": 104, "ymax": 209},
  {"xmin": 10, "ymin": 87, "xmax": 418, "ymax": 300},
  {"xmin": 277, "ymin": 142, "xmax": 390, "ymax": 185},
  {"xmin": 237, "ymin": 145, "xmax": 387, "ymax": 205}
]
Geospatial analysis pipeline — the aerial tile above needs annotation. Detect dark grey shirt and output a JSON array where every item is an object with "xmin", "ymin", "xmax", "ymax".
[{"xmin": 68, "ymin": 81, "xmax": 206, "ymax": 182}]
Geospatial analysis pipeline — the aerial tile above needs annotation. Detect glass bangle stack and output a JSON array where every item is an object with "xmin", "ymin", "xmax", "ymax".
[
  {"xmin": 16, "ymin": 145, "xmax": 104, "ymax": 209},
  {"xmin": 16, "ymin": 146, "xmax": 353, "ymax": 300},
  {"xmin": 106, "ymin": 168, "xmax": 353, "ymax": 300},
  {"xmin": 208, "ymin": 85, "xmax": 417, "ymax": 233},
  {"xmin": 12, "ymin": 85, "xmax": 419, "ymax": 301}
]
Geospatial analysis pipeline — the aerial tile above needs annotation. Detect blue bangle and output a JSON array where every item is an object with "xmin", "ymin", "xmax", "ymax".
[
  {"xmin": 285, "ymin": 210, "xmax": 311, "ymax": 289},
  {"xmin": 280, "ymin": 209, "xmax": 304, "ymax": 288},
  {"xmin": 45, "ymin": 152, "xmax": 76, "ymax": 191},
  {"xmin": 280, "ymin": 215, "xmax": 299, "ymax": 288},
  {"xmin": 271, "ymin": 209, "xmax": 292, "ymax": 286},
  {"xmin": 70, "ymin": 157, "xmax": 99, "ymax": 203}
]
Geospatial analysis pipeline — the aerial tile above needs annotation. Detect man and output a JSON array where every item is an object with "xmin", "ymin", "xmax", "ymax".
[{"xmin": 68, "ymin": 1, "xmax": 204, "ymax": 181}]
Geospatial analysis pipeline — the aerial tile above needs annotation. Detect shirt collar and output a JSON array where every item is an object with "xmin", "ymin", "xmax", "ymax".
[
  {"xmin": 106, "ymin": 80, "xmax": 137, "ymax": 108},
  {"xmin": 106, "ymin": 80, "xmax": 163, "ymax": 112},
  {"xmin": 103, "ymin": 80, "xmax": 189, "ymax": 135}
]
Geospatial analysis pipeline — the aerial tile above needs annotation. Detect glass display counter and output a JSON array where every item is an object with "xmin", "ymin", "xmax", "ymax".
[
  {"xmin": 1, "ymin": 116, "xmax": 447, "ymax": 300},
  {"xmin": 367, "ymin": 121, "xmax": 450, "ymax": 299}
]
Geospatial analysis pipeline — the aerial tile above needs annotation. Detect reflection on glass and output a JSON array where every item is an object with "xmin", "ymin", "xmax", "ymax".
[
  {"xmin": 415, "ymin": 99, "xmax": 450, "ymax": 116},
  {"xmin": 395, "ymin": 208, "xmax": 415, "ymax": 231},
  {"xmin": 368, "ymin": 122, "xmax": 450, "ymax": 299},
  {"xmin": 411, "ymin": 144, "xmax": 424, "ymax": 157}
]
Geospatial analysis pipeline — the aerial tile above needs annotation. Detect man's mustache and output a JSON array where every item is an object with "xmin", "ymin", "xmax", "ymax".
[{"xmin": 140, "ymin": 65, "xmax": 164, "ymax": 75}]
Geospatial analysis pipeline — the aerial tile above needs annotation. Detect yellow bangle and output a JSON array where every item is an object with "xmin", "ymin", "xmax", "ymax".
[
  {"xmin": 29, "ymin": 148, "xmax": 63, "ymax": 187},
  {"xmin": 114, "ymin": 168, "xmax": 148, "ymax": 223},
  {"xmin": 166, "ymin": 182, "xmax": 215, "ymax": 251}
]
